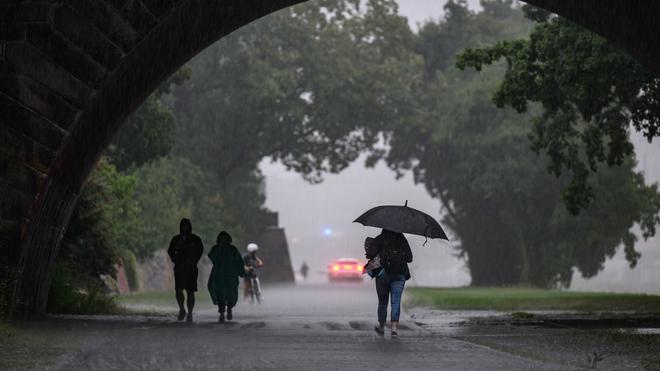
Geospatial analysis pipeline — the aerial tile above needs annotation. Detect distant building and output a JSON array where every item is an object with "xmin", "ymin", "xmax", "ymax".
[{"xmin": 252, "ymin": 212, "xmax": 295, "ymax": 283}]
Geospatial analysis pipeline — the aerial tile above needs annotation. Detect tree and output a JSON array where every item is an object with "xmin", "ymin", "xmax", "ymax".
[
  {"xmin": 373, "ymin": 0, "xmax": 660, "ymax": 287},
  {"xmin": 129, "ymin": 156, "xmax": 261, "ymax": 256},
  {"xmin": 106, "ymin": 96, "xmax": 175, "ymax": 171},
  {"xmin": 107, "ymin": 69, "xmax": 190, "ymax": 171},
  {"xmin": 456, "ymin": 5, "xmax": 660, "ymax": 213},
  {"xmin": 158, "ymin": 0, "xmax": 422, "ymax": 256},
  {"xmin": 57, "ymin": 160, "xmax": 127, "ymax": 281},
  {"xmin": 55, "ymin": 0, "xmax": 660, "ymax": 295},
  {"xmin": 169, "ymin": 0, "xmax": 420, "ymax": 183},
  {"xmin": 51, "ymin": 159, "xmax": 139, "ymax": 312}
]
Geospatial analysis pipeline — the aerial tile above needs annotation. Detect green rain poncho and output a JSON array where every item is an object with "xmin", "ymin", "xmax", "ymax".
[{"xmin": 207, "ymin": 233, "xmax": 245, "ymax": 307}]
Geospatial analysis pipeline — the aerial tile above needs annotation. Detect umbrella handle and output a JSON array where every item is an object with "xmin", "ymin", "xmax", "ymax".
[{"xmin": 422, "ymin": 224, "xmax": 429, "ymax": 246}]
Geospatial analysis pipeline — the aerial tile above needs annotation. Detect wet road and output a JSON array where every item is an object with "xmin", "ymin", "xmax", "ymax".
[{"xmin": 42, "ymin": 284, "xmax": 562, "ymax": 370}]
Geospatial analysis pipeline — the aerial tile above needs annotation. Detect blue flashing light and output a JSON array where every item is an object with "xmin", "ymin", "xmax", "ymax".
[{"xmin": 323, "ymin": 228, "xmax": 332, "ymax": 236}]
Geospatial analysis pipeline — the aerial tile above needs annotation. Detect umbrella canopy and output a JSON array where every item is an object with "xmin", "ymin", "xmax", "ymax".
[{"xmin": 353, "ymin": 201, "xmax": 448, "ymax": 241}]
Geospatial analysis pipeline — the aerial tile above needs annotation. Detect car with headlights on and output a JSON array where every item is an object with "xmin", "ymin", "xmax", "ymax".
[{"xmin": 328, "ymin": 258, "xmax": 364, "ymax": 282}]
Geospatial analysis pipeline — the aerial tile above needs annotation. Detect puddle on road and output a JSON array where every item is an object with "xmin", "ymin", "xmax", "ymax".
[
  {"xmin": 614, "ymin": 328, "xmax": 660, "ymax": 335},
  {"xmin": 240, "ymin": 321, "xmax": 266, "ymax": 329}
]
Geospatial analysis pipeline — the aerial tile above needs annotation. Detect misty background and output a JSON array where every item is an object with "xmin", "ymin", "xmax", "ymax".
[{"xmin": 260, "ymin": 0, "xmax": 660, "ymax": 292}]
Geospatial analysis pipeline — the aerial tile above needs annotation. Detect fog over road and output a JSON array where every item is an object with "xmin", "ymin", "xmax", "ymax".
[{"xmin": 40, "ymin": 285, "xmax": 564, "ymax": 370}]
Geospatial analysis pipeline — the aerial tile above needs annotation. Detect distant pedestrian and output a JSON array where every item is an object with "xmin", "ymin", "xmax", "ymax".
[
  {"xmin": 167, "ymin": 218, "xmax": 204, "ymax": 323},
  {"xmin": 300, "ymin": 261, "xmax": 309, "ymax": 281},
  {"xmin": 207, "ymin": 231, "xmax": 245, "ymax": 323},
  {"xmin": 366, "ymin": 229, "xmax": 412, "ymax": 338}
]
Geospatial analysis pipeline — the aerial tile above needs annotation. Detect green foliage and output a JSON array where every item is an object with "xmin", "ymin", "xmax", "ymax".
[
  {"xmin": 47, "ymin": 265, "xmax": 120, "ymax": 315},
  {"xmin": 129, "ymin": 157, "xmax": 193, "ymax": 257},
  {"xmin": 58, "ymin": 160, "xmax": 129, "ymax": 281},
  {"xmin": 117, "ymin": 290, "xmax": 212, "ymax": 309},
  {"xmin": 374, "ymin": 0, "xmax": 660, "ymax": 287},
  {"xmin": 415, "ymin": 0, "xmax": 530, "ymax": 77},
  {"xmin": 54, "ymin": 0, "xmax": 660, "ymax": 299},
  {"xmin": 51, "ymin": 159, "xmax": 139, "ymax": 312},
  {"xmin": 128, "ymin": 0, "xmax": 425, "ymax": 258},
  {"xmin": 129, "ymin": 156, "xmax": 254, "ymax": 253},
  {"xmin": 170, "ymin": 0, "xmax": 419, "ymax": 183},
  {"xmin": 408, "ymin": 287, "xmax": 660, "ymax": 312},
  {"xmin": 456, "ymin": 6, "xmax": 660, "ymax": 213},
  {"xmin": 107, "ymin": 95, "xmax": 176, "ymax": 171},
  {"xmin": 119, "ymin": 250, "xmax": 140, "ymax": 291},
  {"xmin": 107, "ymin": 68, "xmax": 190, "ymax": 171}
]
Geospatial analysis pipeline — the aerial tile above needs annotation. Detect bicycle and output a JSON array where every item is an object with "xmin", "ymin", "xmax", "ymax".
[{"xmin": 246, "ymin": 275, "xmax": 262, "ymax": 304}]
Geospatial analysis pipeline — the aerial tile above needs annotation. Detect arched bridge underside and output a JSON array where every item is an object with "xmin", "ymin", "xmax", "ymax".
[{"xmin": 1, "ymin": 0, "xmax": 658, "ymax": 317}]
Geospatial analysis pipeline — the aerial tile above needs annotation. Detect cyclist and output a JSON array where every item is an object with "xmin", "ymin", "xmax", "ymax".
[{"xmin": 243, "ymin": 243, "xmax": 264, "ymax": 303}]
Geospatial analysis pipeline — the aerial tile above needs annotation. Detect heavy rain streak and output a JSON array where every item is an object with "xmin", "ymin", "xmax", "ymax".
[{"xmin": 2, "ymin": 0, "xmax": 660, "ymax": 370}]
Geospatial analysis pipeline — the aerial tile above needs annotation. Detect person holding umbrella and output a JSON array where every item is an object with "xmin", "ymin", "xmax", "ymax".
[
  {"xmin": 354, "ymin": 201, "xmax": 448, "ymax": 338},
  {"xmin": 366, "ymin": 229, "xmax": 412, "ymax": 338}
]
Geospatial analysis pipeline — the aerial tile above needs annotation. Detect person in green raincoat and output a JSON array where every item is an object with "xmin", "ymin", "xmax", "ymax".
[{"xmin": 207, "ymin": 231, "xmax": 245, "ymax": 323}]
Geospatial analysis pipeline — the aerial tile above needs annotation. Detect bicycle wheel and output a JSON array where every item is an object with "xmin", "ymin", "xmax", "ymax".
[
  {"xmin": 246, "ymin": 279, "xmax": 254, "ymax": 304},
  {"xmin": 254, "ymin": 278, "xmax": 262, "ymax": 304}
]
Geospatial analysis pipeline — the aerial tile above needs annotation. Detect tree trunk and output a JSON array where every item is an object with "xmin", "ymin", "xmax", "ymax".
[{"xmin": 518, "ymin": 242, "xmax": 531, "ymax": 286}]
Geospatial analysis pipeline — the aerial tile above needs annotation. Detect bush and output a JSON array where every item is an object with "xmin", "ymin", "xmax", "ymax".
[
  {"xmin": 120, "ymin": 250, "xmax": 140, "ymax": 292},
  {"xmin": 47, "ymin": 265, "xmax": 119, "ymax": 315},
  {"xmin": 47, "ymin": 159, "xmax": 126, "ymax": 314}
]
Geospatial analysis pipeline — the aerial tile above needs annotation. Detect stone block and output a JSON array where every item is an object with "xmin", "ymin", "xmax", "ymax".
[
  {"xmin": 0, "ymin": 25, "xmax": 26, "ymax": 42},
  {"xmin": 140, "ymin": 0, "xmax": 178, "ymax": 19},
  {"xmin": 0, "ymin": 218, "xmax": 22, "ymax": 268},
  {"xmin": 103, "ymin": 0, "xmax": 129, "ymax": 12},
  {"xmin": 0, "ymin": 151, "xmax": 46, "ymax": 197},
  {"xmin": 253, "ymin": 227, "xmax": 295, "ymax": 283},
  {"xmin": 0, "ymin": 64, "xmax": 80, "ymax": 129},
  {"xmin": 137, "ymin": 249, "xmax": 174, "ymax": 292},
  {"xmin": 4, "ymin": 42, "xmax": 94, "ymax": 108},
  {"xmin": 0, "ymin": 183, "xmax": 33, "ymax": 226},
  {"xmin": 0, "ymin": 91, "xmax": 67, "ymax": 151},
  {"xmin": 118, "ymin": 0, "xmax": 159, "ymax": 37},
  {"xmin": 52, "ymin": 5, "xmax": 124, "ymax": 71},
  {"xmin": 66, "ymin": 0, "xmax": 140, "ymax": 53},
  {"xmin": 27, "ymin": 24, "xmax": 108, "ymax": 89},
  {"xmin": 0, "ymin": 124, "xmax": 56, "ymax": 173},
  {"xmin": 0, "ymin": 3, "xmax": 49, "ymax": 24}
]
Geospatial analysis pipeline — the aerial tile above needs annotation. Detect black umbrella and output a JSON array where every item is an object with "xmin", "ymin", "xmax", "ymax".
[{"xmin": 353, "ymin": 201, "xmax": 449, "ymax": 242}]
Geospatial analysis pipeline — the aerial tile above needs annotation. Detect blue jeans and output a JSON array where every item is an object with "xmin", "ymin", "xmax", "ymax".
[{"xmin": 375, "ymin": 273, "xmax": 406, "ymax": 323}]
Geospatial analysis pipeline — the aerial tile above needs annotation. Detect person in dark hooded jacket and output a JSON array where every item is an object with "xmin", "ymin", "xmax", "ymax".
[
  {"xmin": 168, "ymin": 218, "xmax": 204, "ymax": 323},
  {"xmin": 207, "ymin": 231, "xmax": 245, "ymax": 323},
  {"xmin": 366, "ymin": 229, "xmax": 412, "ymax": 338}
]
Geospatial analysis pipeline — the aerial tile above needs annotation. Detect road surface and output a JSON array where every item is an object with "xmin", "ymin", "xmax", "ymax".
[{"xmin": 37, "ymin": 284, "xmax": 564, "ymax": 370}]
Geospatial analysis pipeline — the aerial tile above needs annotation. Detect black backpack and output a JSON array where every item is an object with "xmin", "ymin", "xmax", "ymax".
[{"xmin": 383, "ymin": 241, "xmax": 407, "ymax": 275}]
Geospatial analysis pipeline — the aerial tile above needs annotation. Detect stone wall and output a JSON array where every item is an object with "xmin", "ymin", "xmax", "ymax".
[
  {"xmin": 250, "ymin": 213, "xmax": 295, "ymax": 284},
  {"xmin": 135, "ymin": 249, "xmax": 211, "ymax": 293}
]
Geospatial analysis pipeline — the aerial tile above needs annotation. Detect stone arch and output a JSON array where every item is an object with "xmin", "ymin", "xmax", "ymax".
[
  {"xmin": 4, "ymin": 0, "xmax": 304, "ymax": 317},
  {"xmin": 1, "ymin": 0, "xmax": 658, "ymax": 317}
]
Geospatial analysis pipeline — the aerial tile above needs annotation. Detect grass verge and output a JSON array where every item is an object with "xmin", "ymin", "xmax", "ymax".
[
  {"xmin": 117, "ymin": 290, "xmax": 214, "ymax": 313},
  {"xmin": 407, "ymin": 287, "xmax": 660, "ymax": 312}
]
